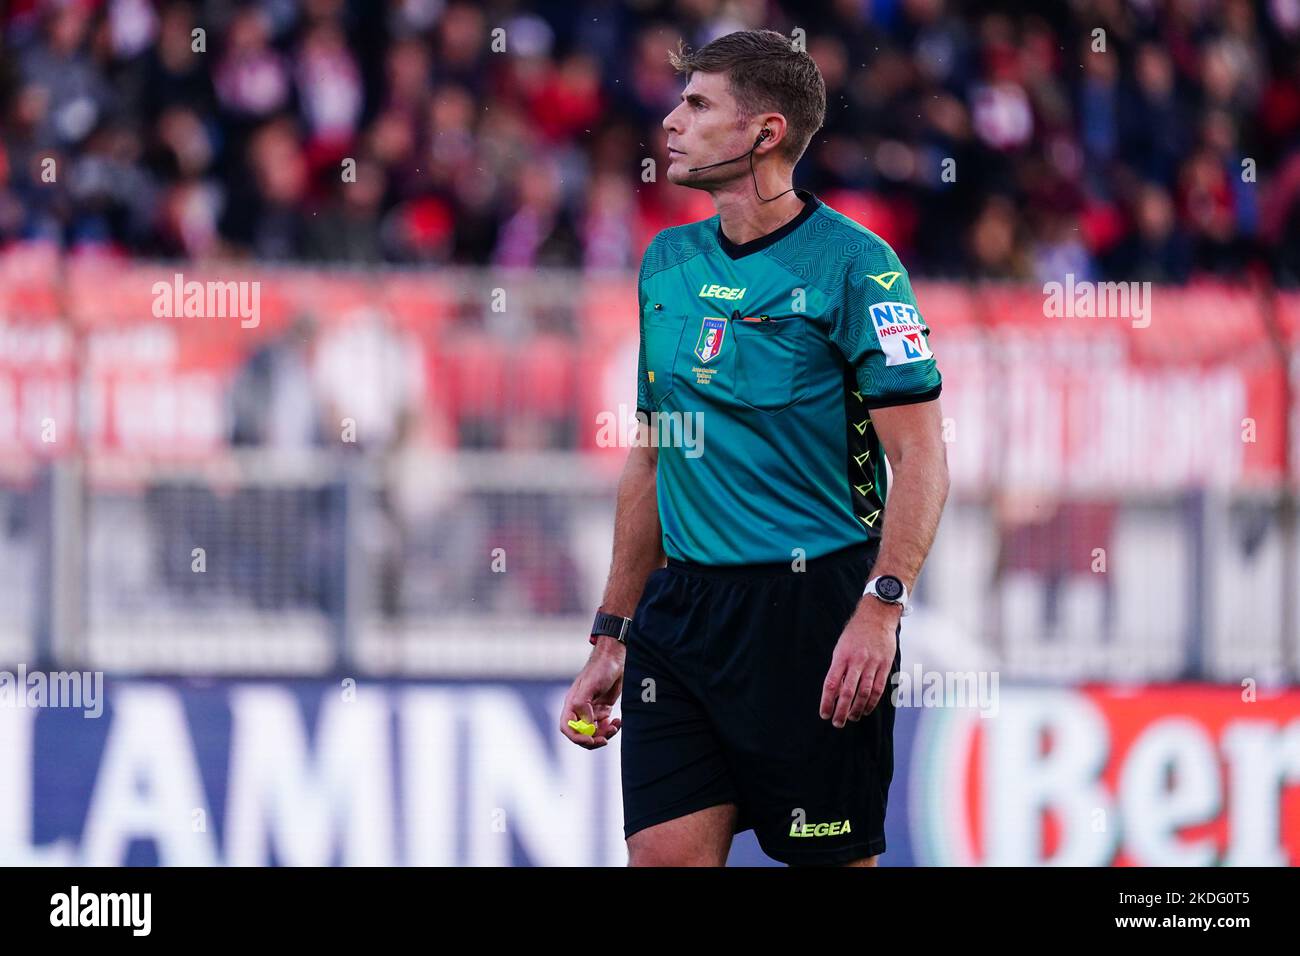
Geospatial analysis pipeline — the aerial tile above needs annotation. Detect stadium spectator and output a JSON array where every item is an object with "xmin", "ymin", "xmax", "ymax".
[{"xmin": 1, "ymin": 0, "xmax": 1296, "ymax": 282}]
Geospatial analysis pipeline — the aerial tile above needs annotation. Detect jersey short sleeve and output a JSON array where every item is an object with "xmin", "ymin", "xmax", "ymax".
[
  {"xmin": 832, "ymin": 243, "xmax": 942, "ymax": 408},
  {"xmin": 635, "ymin": 251, "xmax": 653, "ymax": 418}
]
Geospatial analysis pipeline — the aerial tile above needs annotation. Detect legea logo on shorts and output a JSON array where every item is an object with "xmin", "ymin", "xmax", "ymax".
[{"xmin": 789, "ymin": 818, "xmax": 852, "ymax": 838}]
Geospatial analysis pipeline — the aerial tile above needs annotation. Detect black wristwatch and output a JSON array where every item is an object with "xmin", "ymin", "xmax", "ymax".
[{"xmin": 590, "ymin": 609, "xmax": 632, "ymax": 646}]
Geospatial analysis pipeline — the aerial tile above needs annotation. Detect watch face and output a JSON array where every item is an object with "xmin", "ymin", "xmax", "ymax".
[{"xmin": 876, "ymin": 576, "xmax": 904, "ymax": 601}]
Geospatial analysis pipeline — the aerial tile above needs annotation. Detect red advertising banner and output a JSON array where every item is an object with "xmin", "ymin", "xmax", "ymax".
[{"xmin": 910, "ymin": 685, "xmax": 1300, "ymax": 866}]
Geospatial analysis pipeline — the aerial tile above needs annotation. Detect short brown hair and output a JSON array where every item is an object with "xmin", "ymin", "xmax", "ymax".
[{"xmin": 668, "ymin": 30, "xmax": 826, "ymax": 164}]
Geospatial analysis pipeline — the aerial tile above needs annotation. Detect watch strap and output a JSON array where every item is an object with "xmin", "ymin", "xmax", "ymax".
[{"xmin": 590, "ymin": 610, "xmax": 632, "ymax": 645}]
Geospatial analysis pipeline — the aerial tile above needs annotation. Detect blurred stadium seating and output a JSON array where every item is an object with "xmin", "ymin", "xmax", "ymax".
[
  {"xmin": 0, "ymin": 257, "xmax": 1297, "ymax": 683},
  {"xmin": 2, "ymin": 0, "xmax": 1300, "ymax": 681}
]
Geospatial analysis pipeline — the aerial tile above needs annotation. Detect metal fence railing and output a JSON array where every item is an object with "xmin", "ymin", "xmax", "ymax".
[{"xmin": 3, "ymin": 453, "xmax": 1295, "ymax": 682}]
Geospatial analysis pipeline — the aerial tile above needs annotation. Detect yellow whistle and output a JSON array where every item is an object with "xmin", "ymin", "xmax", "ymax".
[{"xmin": 568, "ymin": 718, "xmax": 598, "ymax": 736}]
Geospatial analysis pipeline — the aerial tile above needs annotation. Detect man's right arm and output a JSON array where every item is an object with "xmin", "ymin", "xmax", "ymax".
[
  {"xmin": 591, "ymin": 242, "xmax": 665, "ymax": 651},
  {"xmin": 591, "ymin": 435, "xmax": 663, "ymax": 653}
]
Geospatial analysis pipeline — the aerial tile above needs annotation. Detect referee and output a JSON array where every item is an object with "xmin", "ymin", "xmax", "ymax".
[{"xmin": 561, "ymin": 30, "xmax": 949, "ymax": 867}]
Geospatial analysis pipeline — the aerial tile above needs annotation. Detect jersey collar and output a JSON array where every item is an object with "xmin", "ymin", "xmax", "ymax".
[{"xmin": 715, "ymin": 189, "xmax": 821, "ymax": 260}]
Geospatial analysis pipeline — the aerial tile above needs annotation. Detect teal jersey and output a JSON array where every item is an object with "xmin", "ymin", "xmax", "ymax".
[{"xmin": 635, "ymin": 190, "xmax": 942, "ymax": 566}]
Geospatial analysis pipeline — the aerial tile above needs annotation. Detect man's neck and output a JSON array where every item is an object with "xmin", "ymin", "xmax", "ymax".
[{"xmin": 712, "ymin": 177, "xmax": 806, "ymax": 247}]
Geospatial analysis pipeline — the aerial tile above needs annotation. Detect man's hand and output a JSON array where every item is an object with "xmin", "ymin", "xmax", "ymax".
[
  {"xmin": 560, "ymin": 637, "xmax": 626, "ymax": 748},
  {"xmin": 820, "ymin": 596, "xmax": 900, "ymax": 728}
]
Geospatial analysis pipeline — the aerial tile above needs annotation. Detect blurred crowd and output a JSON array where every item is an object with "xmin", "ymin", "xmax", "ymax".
[
  {"xmin": 3, "ymin": 0, "xmax": 1300, "ymax": 283},
  {"xmin": 5, "ymin": 0, "xmax": 1298, "ymax": 623}
]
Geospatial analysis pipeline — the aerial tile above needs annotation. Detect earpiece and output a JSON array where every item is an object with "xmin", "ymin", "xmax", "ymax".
[{"xmin": 689, "ymin": 127, "xmax": 796, "ymax": 202}]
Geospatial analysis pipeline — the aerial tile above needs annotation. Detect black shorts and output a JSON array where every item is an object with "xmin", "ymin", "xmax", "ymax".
[{"xmin": 620, "ymin": 541, "xmax": 901, "ymax": 865}]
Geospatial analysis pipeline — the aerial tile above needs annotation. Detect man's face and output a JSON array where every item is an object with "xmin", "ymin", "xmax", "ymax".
[{"xmin": 662, "ymin": 71, "xmax": 752, "ymax": 187}]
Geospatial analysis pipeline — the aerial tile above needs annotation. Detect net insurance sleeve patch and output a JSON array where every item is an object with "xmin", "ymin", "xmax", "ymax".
[
  {"xmin": 833, "ymin": 248, "xmax": 942, "ymax": 405},
  {"xmin": 870, "ymin": 300, "xmax": 932, "ymax": 365}
]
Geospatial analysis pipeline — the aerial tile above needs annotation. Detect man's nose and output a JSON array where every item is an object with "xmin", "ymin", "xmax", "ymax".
[{"xmin": 662, "ymin": 107, "xmax": 680, "ymax": 133}]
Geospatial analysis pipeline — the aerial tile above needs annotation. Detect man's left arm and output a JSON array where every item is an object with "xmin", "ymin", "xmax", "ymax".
[
  {"xmin": 864, "ymin": 397, "xmax": 949, "ymax": 596},
  {"xmin": 822, "ymin": 247, "xmax": 948, "ymax": 727},
  {"xmin": 820, "ymin": 397, "xmax": 949, "ymax": 728}
]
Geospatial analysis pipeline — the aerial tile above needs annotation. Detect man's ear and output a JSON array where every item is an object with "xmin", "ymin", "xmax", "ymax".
[{"xmin": 755, "ymin": 117, "xmax": 787, "ymax": 152}]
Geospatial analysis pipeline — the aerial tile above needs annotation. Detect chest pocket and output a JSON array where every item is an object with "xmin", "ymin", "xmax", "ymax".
[
  {"xmin": 642, "ymin": 311, "xmax": 687, "ymax": 406},
  {"xmin": 732, "ymin": 316, "xmax": 806, "ymax": 413}
]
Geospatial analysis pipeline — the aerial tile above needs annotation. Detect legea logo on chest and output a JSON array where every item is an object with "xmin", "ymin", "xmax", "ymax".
[{"xmin": 698, "ymin": 283, "xmax": 746, "ymax": 300}]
